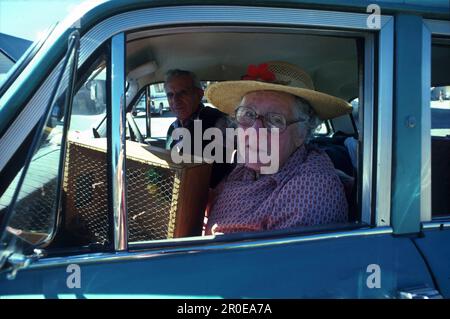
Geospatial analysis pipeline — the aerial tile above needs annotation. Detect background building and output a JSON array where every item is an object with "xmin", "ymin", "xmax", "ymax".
[{"xmin": 0, "ymin": 33, "xmax": 32, "ymax": 83}]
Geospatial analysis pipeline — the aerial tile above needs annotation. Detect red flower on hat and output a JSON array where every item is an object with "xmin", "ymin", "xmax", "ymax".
[{"xmin": 242, "ymin": 63, "xmax": 276, "ymax": 82}]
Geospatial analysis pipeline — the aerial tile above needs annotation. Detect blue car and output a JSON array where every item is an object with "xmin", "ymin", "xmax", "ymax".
[{"xmin": 0, "ymin": 0, "xmax": 449, "ymax": 299}]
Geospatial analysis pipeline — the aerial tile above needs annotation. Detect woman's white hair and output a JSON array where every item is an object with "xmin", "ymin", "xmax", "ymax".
[{"xmin": 292, "ymin": 96, "xmax": 321, "ymax": 143}]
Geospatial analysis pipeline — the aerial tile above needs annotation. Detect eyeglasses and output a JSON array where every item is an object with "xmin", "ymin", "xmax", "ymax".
[{"xmin": 234, "ymin": 106, "xmax": 305, "ymax": 132}]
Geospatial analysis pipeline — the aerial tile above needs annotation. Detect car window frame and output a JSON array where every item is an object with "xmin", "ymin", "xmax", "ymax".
[
  {"xmin": 123, "ymin": 25, "xmax": 375, "ymax": 249},
  {"xmin": 113, "ymin": 6, "xmax": 392, "ymax": 249},
  {"xmin": 421, "ymin": 20, "xmax": 450, "ymax": 227}
]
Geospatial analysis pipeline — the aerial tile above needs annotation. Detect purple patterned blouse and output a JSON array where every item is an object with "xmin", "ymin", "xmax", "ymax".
[{"xmin": 205, "ymin": 144, "xmax": 348, "ymax": 235}]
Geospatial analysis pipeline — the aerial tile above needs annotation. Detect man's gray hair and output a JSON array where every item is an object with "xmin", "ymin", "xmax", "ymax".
[
  {"xmin": 293, "ymin": 96, "xmax": 321, "ymax": 142},
  {"xmin": 164, "ymin": 69, "xmax": 202, "ymax": 89}
]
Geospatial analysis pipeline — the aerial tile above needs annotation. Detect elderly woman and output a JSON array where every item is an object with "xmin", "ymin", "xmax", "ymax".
[{"xmin": 204, "ymin": 61, "xmax": 352, "ymax": 235}]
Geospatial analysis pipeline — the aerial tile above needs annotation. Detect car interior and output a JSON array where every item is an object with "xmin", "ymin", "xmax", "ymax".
[{"xmin": 123, "ymin": 29, "xmax": 361, "ymax": 221}]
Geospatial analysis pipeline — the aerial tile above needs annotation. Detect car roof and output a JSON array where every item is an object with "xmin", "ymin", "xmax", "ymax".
[{"xmin": 83, "ymin": 0, "xmax": 450, "ymax": 24}]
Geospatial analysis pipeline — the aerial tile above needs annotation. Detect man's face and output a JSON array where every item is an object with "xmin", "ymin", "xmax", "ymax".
[
  {"xmin": 238, "ymin": 90, "xmax": 302, "ymax": 173},
  {"xmin": 165, "ymin": 75, "xmax": 203, "ymax": 123}
]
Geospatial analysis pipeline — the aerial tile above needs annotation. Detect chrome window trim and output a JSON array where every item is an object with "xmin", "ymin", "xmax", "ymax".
[
  {"xmin": 28, "ymin": 227, "xmax": 393, "ymax": 270},
  {"xmin": 0, "ymin": 5, "xmax": 394, "ymax": 249},
  {"xmin": 361, "ymin": 33, "xmax": 374, "ymax": 225},
  {"xmin": 110, "ymin": 33, "xmax": 128, "ymax": 251},
  {"xmin": 421, "ymin": 23, "xmax": 432, "ymax": 222},
  {"xmin": 375, "ymin": 18, "xmax": 394, "ymax": 226},
  {"xmin": 422, "ymin": 222, "xmax": 450, "ymax": 230},
  {"xmin": 127, "ymin": 25, "xmax": 376, "ymax": 42}
]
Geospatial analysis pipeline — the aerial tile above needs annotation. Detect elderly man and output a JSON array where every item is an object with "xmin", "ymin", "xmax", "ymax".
[
  {"xmin": 164, "ymin": 69, "xmax": 234, "ymax": 187},
  {"xmin": 204, "ymin": 61, "xmax": 352, "ymax": 235}
]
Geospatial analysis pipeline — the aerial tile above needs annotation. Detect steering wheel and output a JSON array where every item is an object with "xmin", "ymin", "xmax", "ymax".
[{"xmin": 126, "ymin": 112, "xmax": 145, "ymax": 144}]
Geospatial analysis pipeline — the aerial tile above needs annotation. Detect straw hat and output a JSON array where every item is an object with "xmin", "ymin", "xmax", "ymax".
[{"xmin": 205, "ymin": 61, "xmax": 352, "ymax": 120}]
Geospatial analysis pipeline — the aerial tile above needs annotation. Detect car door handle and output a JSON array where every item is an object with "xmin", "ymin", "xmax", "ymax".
[{"xmin": 398, "ymin": 286, "xmax": 443, "ymax": 299}]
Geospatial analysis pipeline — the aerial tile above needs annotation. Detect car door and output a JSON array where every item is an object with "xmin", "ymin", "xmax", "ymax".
[{"xmin": 0, "ymin": 2, "xmax": 441, "ymax": 299}]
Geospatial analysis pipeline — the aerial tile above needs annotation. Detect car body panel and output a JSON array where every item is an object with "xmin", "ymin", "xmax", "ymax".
[
  {"xmin": 0, "ymin": 233, "xmax": 436, "ymax": 298},
  {"xmin": 414, "ymin": 228, "xmax": 450, "ymax": 298}
]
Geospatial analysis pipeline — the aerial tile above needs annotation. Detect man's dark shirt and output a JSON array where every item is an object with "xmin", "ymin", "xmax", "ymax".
[{"xmin": 166, "ymin": 104, "xmax": 235, "ymax": 188}]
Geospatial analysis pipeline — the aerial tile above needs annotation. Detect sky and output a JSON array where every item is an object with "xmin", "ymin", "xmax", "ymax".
[{"xmin": 0, "ymin": 0, "xmax": 87, "ymax": 42}]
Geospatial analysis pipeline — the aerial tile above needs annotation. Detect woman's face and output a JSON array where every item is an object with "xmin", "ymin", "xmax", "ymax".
[{"xmin": 238, "ymin": 90, "xmax": 305, "ymax": 173}]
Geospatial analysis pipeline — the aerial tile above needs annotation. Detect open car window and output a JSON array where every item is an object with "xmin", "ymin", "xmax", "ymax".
[
  {"xmin": 430, "ymin": 42, "xmax": 450, "ymax": 218},
  {"xmin": 119, "ymin": 29, "xmax": 364, "ymax": 246}
]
